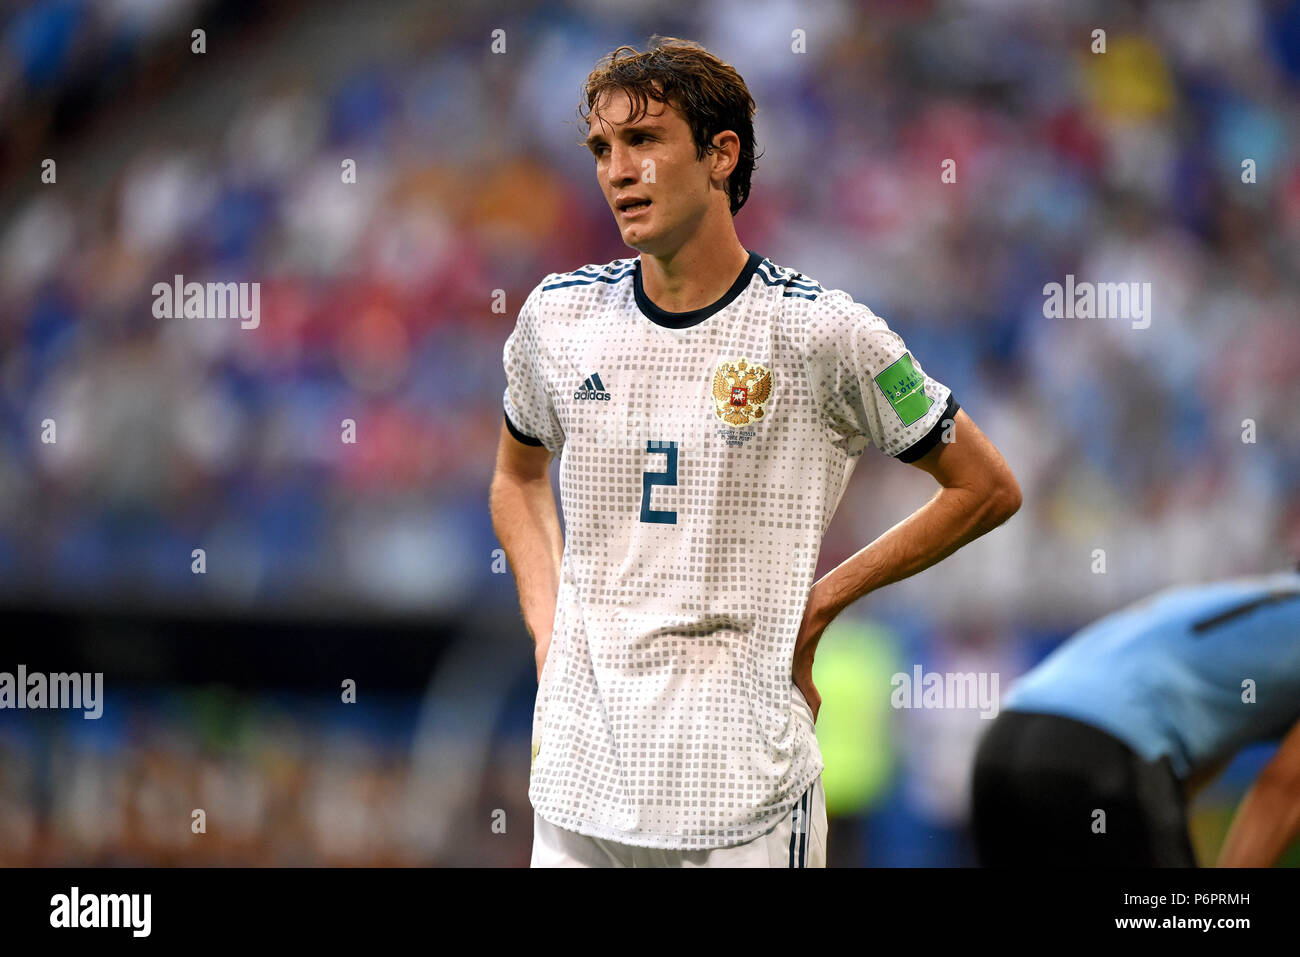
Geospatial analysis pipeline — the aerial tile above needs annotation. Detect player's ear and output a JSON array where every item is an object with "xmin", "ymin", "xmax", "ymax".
[{"xmin": 709, "ymin": 131, "xmax": 739, "ymax": 183}]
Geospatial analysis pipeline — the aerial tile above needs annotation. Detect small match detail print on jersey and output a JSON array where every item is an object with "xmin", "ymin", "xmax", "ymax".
[{"xmin": 711, "ymin": 356, "xmax": 773, "ymax": 448}]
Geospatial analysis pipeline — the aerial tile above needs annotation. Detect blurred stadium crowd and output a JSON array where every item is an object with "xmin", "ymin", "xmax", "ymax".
[{"xmin": 1, "ymin": 0, "xmax": 1298, "ymax": 864}]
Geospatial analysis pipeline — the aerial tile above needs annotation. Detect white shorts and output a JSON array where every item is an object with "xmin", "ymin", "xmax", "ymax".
[{"xmin": 530, "ymin": 776, "xmax": 827, "ymax": 868}]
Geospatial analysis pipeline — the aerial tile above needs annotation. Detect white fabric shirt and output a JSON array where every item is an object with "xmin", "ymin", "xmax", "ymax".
[{"xmin": 503, "ymin": 250, "xmax": 957, "ymax": 849}]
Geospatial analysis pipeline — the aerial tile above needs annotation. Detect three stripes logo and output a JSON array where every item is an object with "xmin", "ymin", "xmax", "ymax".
[{"xmin": 574, "ymin": 373, "xmax": 612, "ymax": 401}]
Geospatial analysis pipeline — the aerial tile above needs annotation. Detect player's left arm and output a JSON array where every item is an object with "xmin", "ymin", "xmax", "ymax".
[
  {"xmin": 1216, "ymin": 717, "xmax": 1300, "ymax": 867},
  {"xmin": 793, "ymin": 409, "xmax": 1020, "ymax": 716}
]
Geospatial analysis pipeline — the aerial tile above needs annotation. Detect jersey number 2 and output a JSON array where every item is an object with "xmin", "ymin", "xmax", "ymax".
[{"xmin": 640, "ymin": 440, "xmax": 678, "ymax": 525}]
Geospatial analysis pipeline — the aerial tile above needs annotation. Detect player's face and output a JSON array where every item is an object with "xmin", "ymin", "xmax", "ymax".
[{"xmin": 586, "ymin": 90, "xmax": 714, "ymax": 255}]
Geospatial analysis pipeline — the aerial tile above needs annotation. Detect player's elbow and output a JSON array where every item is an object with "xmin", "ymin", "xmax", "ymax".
[
  {"xmin": 981, "ymin": 470, "xmax": 1021, "ymax": 530},
  {"xmin": 998, "ymin": 473, "xmax": 1022, "ymax": 523}
]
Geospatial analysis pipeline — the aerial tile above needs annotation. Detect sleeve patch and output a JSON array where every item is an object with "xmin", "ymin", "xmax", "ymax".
[{"xmin": 875, "ymin": 352, "xmax": 933, "ymax": 426}]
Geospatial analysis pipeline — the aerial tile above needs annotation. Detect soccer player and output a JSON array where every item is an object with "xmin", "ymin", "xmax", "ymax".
[
  {"xmin": 971, "ymin": 568, "xmax": 1300, "ymax": 867},
  {"xmin": 489, "ymin": 37, "xmax": 1021, "ymax": 867}
]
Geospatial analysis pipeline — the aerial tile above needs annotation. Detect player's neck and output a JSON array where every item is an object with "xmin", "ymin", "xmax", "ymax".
[{"xmin": 638, "ymin": 226, "xmax": 750, "ymax": 314}]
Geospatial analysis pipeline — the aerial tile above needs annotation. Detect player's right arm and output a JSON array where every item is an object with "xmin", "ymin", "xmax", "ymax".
[
  {"xmin": 490, "ymin": 421, "xmax": 562, "ymax": 680},
  {"xmin": 491, "ymin": 283, "xmax": 567, "ymax": 681},
  {"xmin": 1217, "ymin": 717, "xmax": 1300, "ymax": 866}
]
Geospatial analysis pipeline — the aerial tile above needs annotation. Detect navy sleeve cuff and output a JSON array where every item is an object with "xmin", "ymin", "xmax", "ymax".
[
  {"xmin": 894, "ymin": 394, "xmax": 960, "ymax": 463},
  {"xmin": 504, "ymin": 410, "xmax": 544, "ymax": 447}
]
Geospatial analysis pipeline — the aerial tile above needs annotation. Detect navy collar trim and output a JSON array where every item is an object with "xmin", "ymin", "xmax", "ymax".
[{"xmin": 634, "ymin": 250, "xmax": 762, "ymax": 329}]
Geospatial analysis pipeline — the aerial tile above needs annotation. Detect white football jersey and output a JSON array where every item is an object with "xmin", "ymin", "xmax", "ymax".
[{"xmin": 502, "ymin": 250, "xmax": 957, "ymax": 850}]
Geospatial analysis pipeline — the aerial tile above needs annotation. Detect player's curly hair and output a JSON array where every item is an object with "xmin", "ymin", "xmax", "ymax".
[{"xmin": 579, "ymin": 37, "xmax": 759, "ymax": 216}]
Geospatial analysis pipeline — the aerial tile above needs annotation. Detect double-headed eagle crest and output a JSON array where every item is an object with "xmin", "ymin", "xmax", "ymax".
[{"xmin": 711, "ymin": 357, "xmax": 773, "ymax": 427}]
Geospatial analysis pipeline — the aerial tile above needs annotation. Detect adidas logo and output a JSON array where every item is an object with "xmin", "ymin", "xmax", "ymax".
[{"xmin": 574, "ymin": 373, "xmax": 612, "ymax": 401}]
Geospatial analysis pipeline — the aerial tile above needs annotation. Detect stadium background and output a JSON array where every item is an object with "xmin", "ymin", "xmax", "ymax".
[{"xmin": 0, "ymin": 0, "xmax": 1297, "ymax": 866}]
